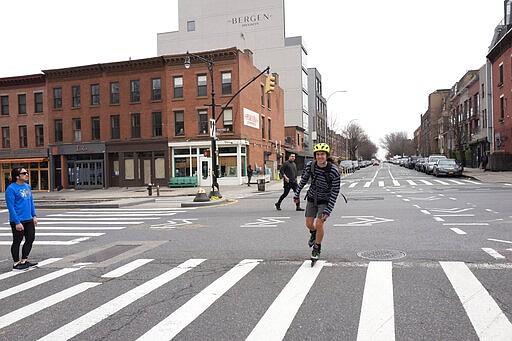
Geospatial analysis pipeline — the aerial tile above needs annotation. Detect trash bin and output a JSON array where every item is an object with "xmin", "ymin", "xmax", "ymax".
[{"xmin": 257, "ymin": 179, "xmax": 265, "ymax": 191}]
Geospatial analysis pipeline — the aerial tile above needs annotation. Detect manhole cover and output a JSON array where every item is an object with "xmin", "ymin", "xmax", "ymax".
[{"xmin": 357, "ymin": 249, "xmax": 406, "ymax": 261}]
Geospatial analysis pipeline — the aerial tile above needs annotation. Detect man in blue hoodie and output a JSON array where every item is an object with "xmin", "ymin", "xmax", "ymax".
[{"xmin": 5, "ymin": 167, "xmax": 38, "ymax": 270}]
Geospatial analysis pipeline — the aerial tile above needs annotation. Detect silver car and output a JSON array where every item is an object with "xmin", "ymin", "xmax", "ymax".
[{"xmin": 425, "ymin": 155, "xmax": 447, "ymax": 174}]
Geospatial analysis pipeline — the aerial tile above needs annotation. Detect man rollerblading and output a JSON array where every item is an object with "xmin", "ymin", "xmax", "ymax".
[{"xmin": 293, "ymin": 143, "xmax": 341, "ymax": 266}]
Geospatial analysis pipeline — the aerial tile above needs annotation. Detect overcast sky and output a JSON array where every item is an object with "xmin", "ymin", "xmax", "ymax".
[{"xmin": 0, "ymin": 0, "xmax": 503, "ymax": 158}]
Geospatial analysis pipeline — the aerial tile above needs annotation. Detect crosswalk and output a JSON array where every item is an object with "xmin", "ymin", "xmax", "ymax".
[
  {"xmin": 342, "ymin": 178, "xmax": 482, "ymax": 189},
  {"xmin": 0, "ymin": 208, "xmax": 195, "ymax": 245},
  {"xmin": 1, "ymin": 258, "xmax": 511, "ymax": 340}
]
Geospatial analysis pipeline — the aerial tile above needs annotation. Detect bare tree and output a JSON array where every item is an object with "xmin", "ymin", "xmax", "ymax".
[{"xmin": 380, "ymin": 131, "xmax": 416, "ymax": 158}]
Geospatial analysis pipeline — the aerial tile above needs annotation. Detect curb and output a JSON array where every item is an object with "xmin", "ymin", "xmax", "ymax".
[{"xmin": 180, "ymin": 198, "xmax": 232, "ymax": 208}]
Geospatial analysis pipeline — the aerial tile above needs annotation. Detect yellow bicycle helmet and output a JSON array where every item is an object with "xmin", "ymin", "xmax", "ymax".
[{"xmin": 313, "ymin": 143, "xmax": 330, "ymax": 154}]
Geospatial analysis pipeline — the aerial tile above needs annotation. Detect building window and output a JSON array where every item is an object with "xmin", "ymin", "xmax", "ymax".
[
  {"xmin": 34, "ymin": 92, "xmax": 43, "ymax": 113},
  {"xmin": 72, "ymin": 86, "xmax": 81, "ymax": 108},
  {"xmin": 91, "ymin": 116, "xmax": 100, "ymax": 140},
  {"xmin": 130, "ymin": 80, "xmax": 140, "ymax": 102},
  {"xmin": 53, "ymin": 87, "xmax": 62, "ymax": 109},
  {"xmin": 91, "ymin": 84, "xmax": 100, "ymax": 105},
  {"xmin": 187, "ymin": 20, "xmax": 196, "ymax": 32},
  {"xmin": 175, "ymin": 111, "xmax": 184, "ymax": 136},
  {"xmin": 223, "ymin": 108, "xmax": 233, "ymax": 132},
  {"xmin": 19, "ymin": 125, "xmax": 28, "ymax": 148},
  {"xmin": 268, "ymin": 118, "xmax": 271, "ymax": 140},
  {"xmin": 72, "ymin": 118, "xmax": 81, "ymax": 142},
  {"xmin": 197, "ymin": 74, "xmax": 207, "ymax": 97},
  {"xmin": 54, "ymin": 119, "xmax": 63, "ymax": 142},
  {"xmin": 499, "ymin": 63, "xmax": 504, "ymax": 86},
  {"xmin": 152, "ymin": 111, "xmax": 162, "ymax": 137},
  {"xmin": 173, "ymin": 76, "xmax": 183, "ymax": 98},
  {"xmin": 267, "ymin": 93, "xmax": 271, "ymax": 109},
  {"xmin": 35, "ymin": 124, "xmax": 44, "ymax": 146},
  {"xmin": 221, "ymin": 71, "xmax": 232, "ymax": 95},
  {"xmin": 152, "ymin": 78, "xmax": 161, "ymax": 101},
  {"xmin": 1, "ymin": 95, "xmax": 9, "ymax": 115},
  {"xmin": 111, "ymin": 115, "xmax": 120, "ymax": 139},
  {"xmin": 261, "ymin": 84, "xmax": 265, "ymax": 105},
  {"xmin": 261, "ymin": 116, "xmax": 265, "ymax": 139},
  {"xmin": 2, "ymin": 127, "xmax": 10, "ymax": 148},
  {"xmin": 500, "ymin": 95, "xmax": 505, "ymax": 121},
  {"xmin": 110, "ymin": 82, "xmax": 120, "ymax": 104},
  {"xmin": 18, "ymin": 94, "xmax": 26, "ymax": 114},
  {"xmin": 131, "ymin": 113, "xmax": 141, "ymax": 138},
  {"xmin": 198, "ymin": 109, "xmax": 208, "ymax": 134}
]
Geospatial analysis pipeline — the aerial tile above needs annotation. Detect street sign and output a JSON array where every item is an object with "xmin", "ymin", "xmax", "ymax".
[{"xmin": 210, "ymin": 119, "xmax": 216, "ymax": 138}]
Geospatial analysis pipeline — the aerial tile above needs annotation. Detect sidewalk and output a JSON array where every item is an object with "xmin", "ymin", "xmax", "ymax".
[{"xmin": 462, "ymin": 167, "xmax": 512, "ymax": 183}]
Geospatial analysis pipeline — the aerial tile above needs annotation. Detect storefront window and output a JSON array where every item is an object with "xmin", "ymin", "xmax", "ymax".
[
  {"xmin": 219, "ymin": 156, "xmax": 237, "ymax": 177},
  {"xmin": 174, "ymin": 157, "xmax": 188, "ymax": 177},
  {"xmin": 125, "ymin": 159, "xmax": 134, "ymax": 180},
  {"xmin": 155, "ymin": 157, "xmax": 165, "ymax": 179}
]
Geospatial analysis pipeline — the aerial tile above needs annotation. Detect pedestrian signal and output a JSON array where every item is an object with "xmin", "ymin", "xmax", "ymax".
[{"xmin": 265, "ymin": 74, "xmax": 276, "ymax": 93}]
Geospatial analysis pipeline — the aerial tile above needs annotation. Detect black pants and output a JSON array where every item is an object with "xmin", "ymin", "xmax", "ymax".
[
  {"xmin": 10, "ymin": 220, "xmax": 35, "ymax": 262},
  {"xmin": 277, "ymin": 181, "xmax": 300, "ymax": 206}
]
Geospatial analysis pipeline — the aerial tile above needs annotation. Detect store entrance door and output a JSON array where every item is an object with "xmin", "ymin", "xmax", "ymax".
[
  {"xmin": 68, "ymin": 160, "xmax": 104, "ymax": 189},
  {"xmin": 198, "ymin": 156, "xmax": 212, "ymax": 187}
]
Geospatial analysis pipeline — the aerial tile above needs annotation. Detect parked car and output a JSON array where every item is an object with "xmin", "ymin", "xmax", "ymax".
[
  {"xmin": 415, "ymin": 157, "xmax": 426, "ymax": 172},
  {"xmin": 339, "ymin": 160, "xmax": 354, "ymax": 173},
  {"xmin": 432, "ymin": 159, "xmax": 463, "ymax": 177},
  {"xmin": 425, "ymin": 155, "xmax": 447, "ymax": 175}
]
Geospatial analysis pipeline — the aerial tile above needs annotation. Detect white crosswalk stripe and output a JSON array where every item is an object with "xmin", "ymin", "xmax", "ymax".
[
  {"xmin": 0, "ymin": 207, "xmax": 191, "ymax": 246},
  {"xmin": 340, "ymin": 178, "xmax": 482, "ymax": 189},
  {"xmin": 0, "ymin": 259, "xmax": 510, "ymax": 340}
]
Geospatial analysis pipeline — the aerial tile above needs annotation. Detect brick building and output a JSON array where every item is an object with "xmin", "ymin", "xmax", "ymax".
[
  {"xmin": 0, "ymin": 47, "xmax": 284, "ymax": 190},
  {"xmin": 0, "ymin": 74, "xmax": 49, "ymax": 192}
]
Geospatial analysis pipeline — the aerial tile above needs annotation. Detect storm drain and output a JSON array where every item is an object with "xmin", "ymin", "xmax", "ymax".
[{"xmin": 357, "ymin": 249, "xmax": 406, "ymax": 261}]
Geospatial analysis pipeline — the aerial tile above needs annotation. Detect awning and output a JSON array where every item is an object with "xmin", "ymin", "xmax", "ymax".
[{"xmin": 0, "ymin": 157, "xmax": 47, "ymax": 163}]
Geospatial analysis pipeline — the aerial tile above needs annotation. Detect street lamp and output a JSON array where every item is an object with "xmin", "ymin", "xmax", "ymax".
[{"xmin": 184, "ymin": 51, "xmax": 221, "ymax": 198}]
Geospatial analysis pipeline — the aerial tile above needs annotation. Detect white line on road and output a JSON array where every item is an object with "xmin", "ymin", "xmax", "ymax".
[
  {"xmin": 357, "ymin": 261, "xmax": 394, "ymax": 341},
  {"xmin": 0, "ymin": 282, "xmax": 100, "ymax": 330},
  {"xmin": 442, "ymin": 223, "xmax": 489, "ymax": 226},
  {"xmin": 37, "ymin": 217, "xmax": 158, "ymax": 221},
  {"xmin": 0, "ymin": 232, "xmax": 103, "ymax": 237},
  {"xmin": 378, "ymin": 181, "xmax": 384, "ymax": 187},
  {"xmin": 364, "ymin": 182, "xmax": 372, "ymax": 188},
  {"xmin": 0, "ymin": 226, "xmax": 126, "ymax": 231},
  {"xmin": 101, "ymin": 259, "xmax": 154, "ymax": 278},
  {"xmin": 433, "ymin": 179, "xmax": 450, "ymax": 185},
  {"xmin": 419, "ymin": 180, "xmax": 433, "ymax": 185},
  {"xmin": 139, "ymin": 259, "xmax": 261, "ymax": 341},
  {"xmin": 488, "ymin": 238, "xmax": 512, "ymax": 244},
  {"xmin": 440, "ymin": 261, "xmax": 512, "ymax": 340},
  {"xmin": 420, "ymin": 210, "xmax": 431, "ymax": 215},
  {"xmin": 349, "ymin": 182, "xmax": 359, "ymax": 188},
  {"xmin": 406, "ymin": 180, "xmax": 417, "ymax": 186},
  {"xmin": 40, "ymin": 259, "xmax": 206, "ymax": 341},
  {"xmin": 393, "ymin": 180, "xmax": 400, "ymax": 186},
  {"xmin": 450, "ymin": 228, "xmax": 466, "ymax": 235},
  {"xmin": 464, "ymin": 179, "xmax": 481, "ymax": 184},
  {"xmin": 481, "ymin": 248, "xmax": 506, "ymax": 260},
  {"xmin": 247, "ymin": 260, "xmax": 324, "ymax": 341},
  {"xmin": 0, "ymin": 267, "xmax": 80, "ymax": 300},
  {"xmin": 0, "ymin": 258, "xmax": 62, "ymax": 281},
  {"xmin": 433, "ymin": 214, "xmax": 474, "ymax": 217},
  {"xmin": 434, "ymin": 217, "xmax": 445, "ymax": 222}
]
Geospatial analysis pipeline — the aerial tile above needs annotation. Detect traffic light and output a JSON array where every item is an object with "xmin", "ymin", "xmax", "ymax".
[{"xmin": 265, "ymin": 74, "xmax": 276, "ymax": 93}]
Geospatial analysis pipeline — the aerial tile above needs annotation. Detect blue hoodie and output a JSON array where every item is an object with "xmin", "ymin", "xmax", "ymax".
[{"xmin": 5, "ymin": 182, "xmax": 36, "ymax": 225}]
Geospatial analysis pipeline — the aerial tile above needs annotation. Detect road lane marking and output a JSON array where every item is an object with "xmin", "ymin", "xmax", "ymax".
[
  {"xmin": 247, "ymin": 260, "xmax": 324, "ymax": 341},
  {"xmin": 357, "ymin": 261, "xmax": 394, "ymax": 341},
  {"xmin": 442, "ymin": 223, "xmax": 489, "ymax": 226},
  {"xmin": 420, "ymin": 210, "xmax": 430, "ymax": 215},
  {"xmin": 440, "ymin": 261, "xmax": 512, "ymax": 340},
  {"xmin": 378, "ymin": 181, "xmax": 384, "ymax": 187},
  {"xmin": 464, "ymin": 180, "xmax": 481, "ymax": 184},
  {"xmin": 419, "ymin": 180, "xmax": 433, "ymax": 185},
  {"xmin": 406, "ymin": 180, "xmax": 417, "ymax": 186},
  {"xmin": 0, "ymin": 282, "xmax": 100, "ymax": 330},
  {"xmin": 101, "ymin": 259, "xmax": 154, "ymax": 278},
  {"xmin": 349, "ymin": 182, "xmax": 358, "ymax": 188},
  {"xmin": 481, "ymin": 248, "xmax": 506, "ymax": 260},
  {"xmin": 364, "ymin": 182, "xmax": 372, "ymax": 188},
  {"xmin": 139, "ymin": 259, "xmax": 261, "ymax": 341},
  {"xmin": 393, "ymin": 180, "xmax": 400, "ymax": 186},
  {"xmin": 434, "ymin": 217, "xmax": 445, "ymax": 222},
  {"xmin": 0, "ymin": 268, "xmax": 80, "ymax": 300},
  {"xmin": 488, "ymin": 238, "xmax": 512, "ymax": 244},
  {"xmin": 448, "ymin": 179, "xmax": 465, "ymax": 185},
  {"xmin": 40, "ymin": 258, "xmax": 206, "ymax": 341},
  {"xmin": 0, "ymin": 258, "xmax": 62, "ymax": 281},
  {"xmin": 433, "ymin": 179, "xmax": 450, "ymax": 185},
  {"xmin": 0, "ymin": 232, "xmax": 103, "ymax": 237},
  {"xmin": 450, "ymin": 228, "xmax": 466, "ymax": 235}
]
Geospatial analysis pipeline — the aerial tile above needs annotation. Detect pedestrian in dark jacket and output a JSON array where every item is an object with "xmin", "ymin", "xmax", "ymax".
[
  {"xmin": 247, "ymin": 165, "xmax": 253, "ymax": 186},
  {"xmin": 275, "ymin": 153, "xmax": 304, "ymax": 211}
]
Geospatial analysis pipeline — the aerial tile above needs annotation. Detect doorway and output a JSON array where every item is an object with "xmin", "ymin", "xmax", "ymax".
[{"xmin": 198, "ymin": 156, "xmax": 212, "ymax": 187}]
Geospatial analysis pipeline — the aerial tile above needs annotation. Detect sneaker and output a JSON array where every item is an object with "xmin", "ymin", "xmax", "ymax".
[
  {"xmin": 308, "ymin": 230, "xmax": 316, "ymax": 247},
  {"xmin": 13, "ymin": 262, "xmax": 29, "ymax": 271},
  {"xmin": 275, "ymin": 203, "xmax": 281, "ymax": 211},
  {"xmin": 296, "ymin": 207, "xmax": 305, "ymax": 211},
  {"xmin": 311, "ymin": 244, "xmax": 321, "ymax": 260},
  {"xmin": 22, "ymin": 261, "xmax": 38, "ymax": 267}
]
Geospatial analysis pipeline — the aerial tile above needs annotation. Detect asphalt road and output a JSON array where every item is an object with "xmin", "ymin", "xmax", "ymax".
[{"xmin": 1, "ymin": 163, "xmax": 511, "ymax": 340}]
